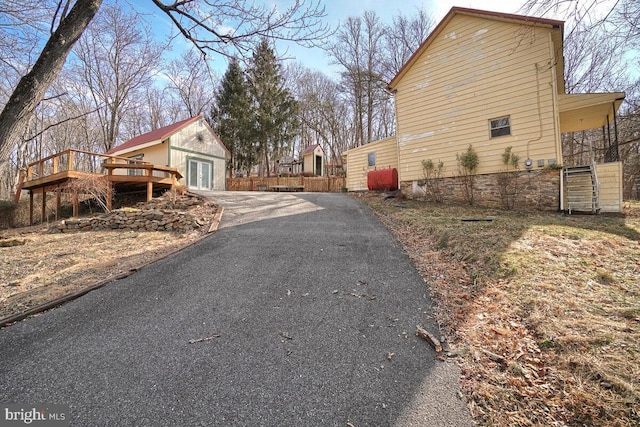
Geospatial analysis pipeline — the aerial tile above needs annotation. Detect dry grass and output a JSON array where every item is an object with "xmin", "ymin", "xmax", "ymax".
[
  {"xmin": 1, "ymin": 193, "xmax": 218, "ymax": 320},
  {"xmin": 356, "ymin": 194, "xmax": 640, "ymax": 427}
]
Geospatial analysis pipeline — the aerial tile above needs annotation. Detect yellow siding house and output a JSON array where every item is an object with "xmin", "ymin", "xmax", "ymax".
[
  {"xmin": 107, "ymin": 115, "xmax": 230, "ymax": 191},
  {"xmin": 345, "ymin": 137, "xmax": 398, "ymax": 191},
  {"xmin": 348, "ymin": 7, "xmax": 625, "ymax": 212}
]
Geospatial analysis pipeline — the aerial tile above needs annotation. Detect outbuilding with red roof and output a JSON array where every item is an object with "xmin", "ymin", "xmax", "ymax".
[{"xmin": 107, "ymin": 115, "xmax": 230, "ymax": 191}]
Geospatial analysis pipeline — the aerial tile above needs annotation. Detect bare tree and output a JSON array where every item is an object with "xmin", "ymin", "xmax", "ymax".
[
  {"xmin": 522, "ymin": 0, "xmax": 640, "ymax": 197},
  {"xmin": 0, "ymin": 0, "xmax": 329, "ymax": 197},
  {"xmin": 150, "ymin": 0, "xmax": 329, "ymax": 57},
  {"xmin": 73, "ymin": 4, "xmax": 163, "ymax": 152},
  {"xmin": 382, "ymin": 9, "xmax": 434, "ymax": 81},
  {"xmin": 0, "ymin": 0, "xmax": 102, "ymax": 194},
  {"xmin": 329, "ymin": 11, "xmax": 389, "ymax": 147},
  {"xmin": 0, "ymin": 1, "xmax": 59, "ymax": 102},
  {"xmin": 286, "ymin": 63, "xmax": 354, "ymax": 171},
  {"xmin": 164, "ymin": 50, "xmax": 218, "ymax": 118}
]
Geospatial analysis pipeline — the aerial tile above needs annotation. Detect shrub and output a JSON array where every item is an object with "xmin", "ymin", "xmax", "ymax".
[
  {"xmin": 456, "ymin": 145, "xmax": 479, "ymax": 205},
  {"xmin": 418, "ymin": 159, "xmax": 444, "ymax": 202},
  {"xmin": 497, "ymin": 146, "xmax": 522, "ymax": 210},
  {"xmin": 0, "ymin": 200, "xmax": 16, "ymax": 229}
]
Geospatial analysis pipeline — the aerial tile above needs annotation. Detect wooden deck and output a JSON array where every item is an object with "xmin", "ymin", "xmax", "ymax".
[{"xmin": 19, "ymin": 149, "xmax": 182, "ymax": 225}]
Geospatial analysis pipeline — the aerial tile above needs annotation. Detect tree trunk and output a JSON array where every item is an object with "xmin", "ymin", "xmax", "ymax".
[{"xmin": 0, "ymin": 0, "xmax": 103, "ymax": 181}]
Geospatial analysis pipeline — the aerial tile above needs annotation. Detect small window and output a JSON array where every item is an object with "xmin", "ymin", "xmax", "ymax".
[
  {"xmin": 368, "ymin": 152, "xmax": 376, "ymax": 167},
  {"xmin": 128, "ymin": 154, "xmax": 144, "ymax": 176},
  {"xmin": 489, "ymin": 116, "xmax": 511, "ymax": 138}
]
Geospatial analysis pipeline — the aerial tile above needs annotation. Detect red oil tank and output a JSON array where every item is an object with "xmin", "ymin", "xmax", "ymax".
[{"xmin": 367, "ymin": 168, "xmax": 398, "ymax": 191}]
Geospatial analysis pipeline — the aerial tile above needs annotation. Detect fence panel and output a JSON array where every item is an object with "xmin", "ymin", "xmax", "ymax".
[{"xmin": 226, "ymin": 177, "xmax": 345, "ymax": 192}]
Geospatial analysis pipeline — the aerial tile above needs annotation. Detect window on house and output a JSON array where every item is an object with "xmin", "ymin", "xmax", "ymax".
[
  {"xmin": 368, "ymin": 152, "xmax": 376, "ymax": 167},
  {"xmin": 128, "ymin": 154, "xmax": 144, "ymax": 176},
  {"xmin": 489, "ymin": 116, "xmax": 511, "ymax": 138}
]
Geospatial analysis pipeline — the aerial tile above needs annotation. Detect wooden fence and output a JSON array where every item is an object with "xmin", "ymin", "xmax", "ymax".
[{"xmin": 227, "ymin": 176, "xmax": 346, "ymax": 192}]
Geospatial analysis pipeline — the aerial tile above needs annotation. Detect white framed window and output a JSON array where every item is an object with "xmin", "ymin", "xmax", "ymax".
[{"xmin": 489, "ymin": 116, "xmax": 511, "ymax": 138}]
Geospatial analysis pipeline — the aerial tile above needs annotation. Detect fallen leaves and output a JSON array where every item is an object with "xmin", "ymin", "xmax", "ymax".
[
  {"xmin": 1, "ymin": 194, "xmax": 219, "ymax": 321},
  {"xmin": 359, "ymin": 194, "xmax": 640, "ymax": 427}
]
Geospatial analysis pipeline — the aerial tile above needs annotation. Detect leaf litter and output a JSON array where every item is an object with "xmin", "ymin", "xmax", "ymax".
[{"xmin": 356, "ymin": 193, "xmax": 640, "ymax": 427}]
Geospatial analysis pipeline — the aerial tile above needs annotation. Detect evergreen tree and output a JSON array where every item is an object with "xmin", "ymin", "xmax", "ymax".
[
  {"xmin": 212, "ymin": 58, "xmax": 255, "ymax": 176},
  {"xmin": 246, "ymin": 39, "xmax": 299, "ymax": 177}
]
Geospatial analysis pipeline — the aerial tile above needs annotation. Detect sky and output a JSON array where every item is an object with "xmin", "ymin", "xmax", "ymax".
[
  {"xmin": 130, "ymin": 0, "xmax": 534, "ymax": 78},
  {"xmin": 284, "ymin": 0, "xmax": 529, "ymax": 77},
  {"xmin": 129, "ymin": 0, "xmax": 621, "ymax": 80}
]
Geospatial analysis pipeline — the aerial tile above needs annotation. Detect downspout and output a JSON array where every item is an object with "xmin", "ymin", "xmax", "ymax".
[{"xmin": 548, "ymin": 33, "xmax": 564, "ymax": 210}]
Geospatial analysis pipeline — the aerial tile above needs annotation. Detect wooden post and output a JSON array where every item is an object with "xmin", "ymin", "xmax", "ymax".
[
  {"xmin": 68, "ymin": 150, "xmax": 75, "ymax": 172},
  {"xmin": 56, "ymin": 187, "xmax": 61, "ymax": 220},
  {"xmin": 146, "ymin": 167, "xmax": 153, "ymax": 202},
  {"xmin": 41, "ymin": 187, "xmax": 46, "ymax": 224},
  {"xmin": 106, "ymin": 183, "xmax": 112, "ymax": 212},
  {"xmin": 29, "ymin": 191, "xmax": 34, "ymax": 226},
  {"xmin": 72, "ymin": 191, "xmax": 79, "ymax": 217},
  {"xmin": 52, "ymin": 155, "xmax": 59, "ymax": 174}
]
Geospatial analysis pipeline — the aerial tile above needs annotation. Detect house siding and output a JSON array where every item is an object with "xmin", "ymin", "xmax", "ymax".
[
  {"xmin": 345, "ymin": 137, "xmax": 398, "ymax": 191},
  {"xmin": 109, "ymin": 143, "xmax": 168, "ymax": 176},
  {"xmin": 394, "ymin": 15, "xmax": 560, "ymax": 182},
  {"xmin": 168, "ymin": 119, "xmax": 228, "ymax": 190},
  {"xmin": 120, "ymin": 143, "xmax": 168, "ymax": 167}
]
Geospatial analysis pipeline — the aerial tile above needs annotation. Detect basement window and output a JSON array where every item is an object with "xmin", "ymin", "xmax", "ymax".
[
  {"xmin": 489, "ymin": 116, "xmax": 511, "ymax": 138},
  {"xmin": 368, "ymin": 152, "xmax": 376, "ymax": 167}
]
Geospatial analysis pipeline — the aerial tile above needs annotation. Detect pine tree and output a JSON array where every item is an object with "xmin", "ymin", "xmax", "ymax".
[
  {"xmin": 246, "ymin": 39, "xmax": 299, "ymax": 177},
  {"xmin": 211, "ymin": 58, "xmax": 255, "ymax": 176}
]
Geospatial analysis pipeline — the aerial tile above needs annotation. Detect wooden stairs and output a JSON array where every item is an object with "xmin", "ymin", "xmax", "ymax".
[{"xmin": 563, "ymin": 164, "xmax": 600, "ymax": 214}]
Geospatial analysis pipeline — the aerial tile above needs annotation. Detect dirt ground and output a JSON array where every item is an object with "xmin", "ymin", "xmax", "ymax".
[{"xmin": 0, "ymin": 195, "xmax": 219, "ymax": 322}]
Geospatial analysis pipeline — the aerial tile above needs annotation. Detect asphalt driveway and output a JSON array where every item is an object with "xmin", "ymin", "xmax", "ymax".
[{"xmin": 0, "ymin": 191, "xmax": 473, "ymax": 426}]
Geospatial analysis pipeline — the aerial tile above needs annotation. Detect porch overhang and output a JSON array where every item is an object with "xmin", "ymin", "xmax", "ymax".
[{"xmin": 558, "ymin": 92, "xmax": 625, "ymax": 133}]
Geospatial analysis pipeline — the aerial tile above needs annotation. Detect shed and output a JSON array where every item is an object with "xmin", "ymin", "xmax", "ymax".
[
  {"xmin": 301, "ymin": 144, "xmax": 325, "ymax": 176},
  {"xmin": 107, "ymin": 115, "xmax": 230, "ymax": 191}
]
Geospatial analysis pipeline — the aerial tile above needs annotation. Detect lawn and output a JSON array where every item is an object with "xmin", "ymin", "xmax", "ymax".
[{"xmin": 357, "ymin": 194, "xmax": 640, "ymax": 427}]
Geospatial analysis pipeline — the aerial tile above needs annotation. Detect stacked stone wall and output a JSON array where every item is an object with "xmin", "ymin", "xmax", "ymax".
[
  {"xmin": 51, "ymin": 193, "xmax": 216, "ymax": 233},
  {"xmin": 402, "ymin": 169, "xmax": 561, "ymax": 211}
]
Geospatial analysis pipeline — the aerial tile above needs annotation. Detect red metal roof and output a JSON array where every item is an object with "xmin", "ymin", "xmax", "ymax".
[
  {"xmin": 301, "ymin": 144, "xmax": 323, "ymax": 155},
  {"xmin": 106, "ymin": 116, "xmax": 201, "ymax": 155},
  {"xmin": 388, "ymin": 7, "xmax": 564, "ymax": 90}
]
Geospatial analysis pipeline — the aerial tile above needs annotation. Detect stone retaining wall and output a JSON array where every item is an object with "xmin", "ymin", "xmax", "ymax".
[
  {"xmin": 51, "ymin": 193, "xmax": 216, "ymax": 234},
  {"xmin": 401, "ymin": 169, "xmax": 561, "ymax": 211}
]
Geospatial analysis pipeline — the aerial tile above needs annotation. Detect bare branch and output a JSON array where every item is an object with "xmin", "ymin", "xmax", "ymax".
[
  {"xmin": 150, "ymin": 0, "xmax": 331, "ymax": 59},
  {"xmin": 24, "ymin": 105, "xmax": 101, "ymax": 141}
]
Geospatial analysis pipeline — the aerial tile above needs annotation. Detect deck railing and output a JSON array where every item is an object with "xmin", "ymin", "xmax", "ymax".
[
  {"xmin": 26, "ymin": 149, "xmax": 152, "ymax": 181},
  {"xmin": 22, "ymin": 149, "xmax": 183, "ymax": 225}
]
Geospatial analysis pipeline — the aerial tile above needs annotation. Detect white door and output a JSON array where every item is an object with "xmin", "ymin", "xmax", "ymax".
[{"xmin": 188, "ymin": 159, "xmax": 212, "ymax": 190}]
